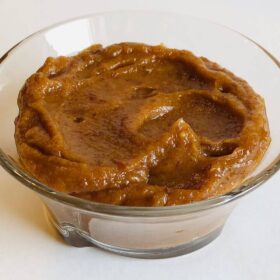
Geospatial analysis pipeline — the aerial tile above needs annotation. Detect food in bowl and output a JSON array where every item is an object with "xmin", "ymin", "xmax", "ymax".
[{"xmin": 15, "ymin": 42, "xmax": 270, "ymax": 206}]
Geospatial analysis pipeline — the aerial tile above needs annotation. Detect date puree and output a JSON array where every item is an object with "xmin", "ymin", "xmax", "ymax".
[{"xmin": 15, "ymin": 43, "xmax": 270, "ymax": 206}]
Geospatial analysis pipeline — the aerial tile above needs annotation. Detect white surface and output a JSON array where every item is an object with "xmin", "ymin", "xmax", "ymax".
[{"xmin": 0, "ymin": 0, "xmax": 279, "ymax": 279}]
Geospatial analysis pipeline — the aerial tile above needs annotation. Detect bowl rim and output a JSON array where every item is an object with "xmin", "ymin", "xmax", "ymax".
[{"xmin": 0, "ymin": 10, "xmax": 279, "ymax": 217}]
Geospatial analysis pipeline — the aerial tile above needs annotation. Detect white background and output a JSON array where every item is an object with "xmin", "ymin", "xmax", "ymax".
[{"xmin": 0, "ymin": 1, "xmax": 279, "ymax": 279}]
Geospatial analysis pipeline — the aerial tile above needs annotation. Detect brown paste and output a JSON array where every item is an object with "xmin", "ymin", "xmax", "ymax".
[{"xmin": 15, "ymin": 43, "xmax": 270, "ymax": 206}]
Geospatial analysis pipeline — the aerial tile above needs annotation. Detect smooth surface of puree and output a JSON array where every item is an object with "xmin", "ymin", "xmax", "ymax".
[{"xmin": 15, "ymin": 43, "xmax": 270, "ymax": 206}]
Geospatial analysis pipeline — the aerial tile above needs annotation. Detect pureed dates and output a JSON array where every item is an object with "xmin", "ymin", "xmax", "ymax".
[{"xmin": 15, "ymin": 43, "xmax": 270, "ymax": 206}]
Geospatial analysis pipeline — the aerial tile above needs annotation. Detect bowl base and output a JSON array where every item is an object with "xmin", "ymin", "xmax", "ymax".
[{"xmin": 45, "ymin": 208, "xmax": 223, "ymax": 259}]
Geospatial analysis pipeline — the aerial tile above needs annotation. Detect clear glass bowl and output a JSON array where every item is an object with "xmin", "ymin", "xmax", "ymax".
[{"xmin": 0, "ymin": 11, "xmax": 279, "ymax": 259}]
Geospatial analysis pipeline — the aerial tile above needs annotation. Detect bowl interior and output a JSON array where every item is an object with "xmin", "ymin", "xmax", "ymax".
[{"xmin": 0, "ymin": 11, "xmax": 279, "ymax": 207}]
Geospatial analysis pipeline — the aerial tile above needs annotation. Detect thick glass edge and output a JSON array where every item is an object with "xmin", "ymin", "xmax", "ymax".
[{"xmin": 0, "ymin": 10, "xmax": 279, "ymax": 217}]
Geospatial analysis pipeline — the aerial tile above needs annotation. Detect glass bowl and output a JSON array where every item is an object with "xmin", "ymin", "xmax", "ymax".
[{"xmin": 0, "ymin": 11, "xmax": 279, "ymax": 259}]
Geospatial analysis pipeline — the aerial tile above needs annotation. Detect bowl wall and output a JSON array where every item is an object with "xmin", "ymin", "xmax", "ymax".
[{"xmin": 42, "ymin": 195, "xmax": 236, "ymax": 258}]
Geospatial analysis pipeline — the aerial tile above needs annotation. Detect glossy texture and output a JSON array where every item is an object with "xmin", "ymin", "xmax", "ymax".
[{"xmin": 15, "ymin": 43, "xmax": 270, "ymax": 206}]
